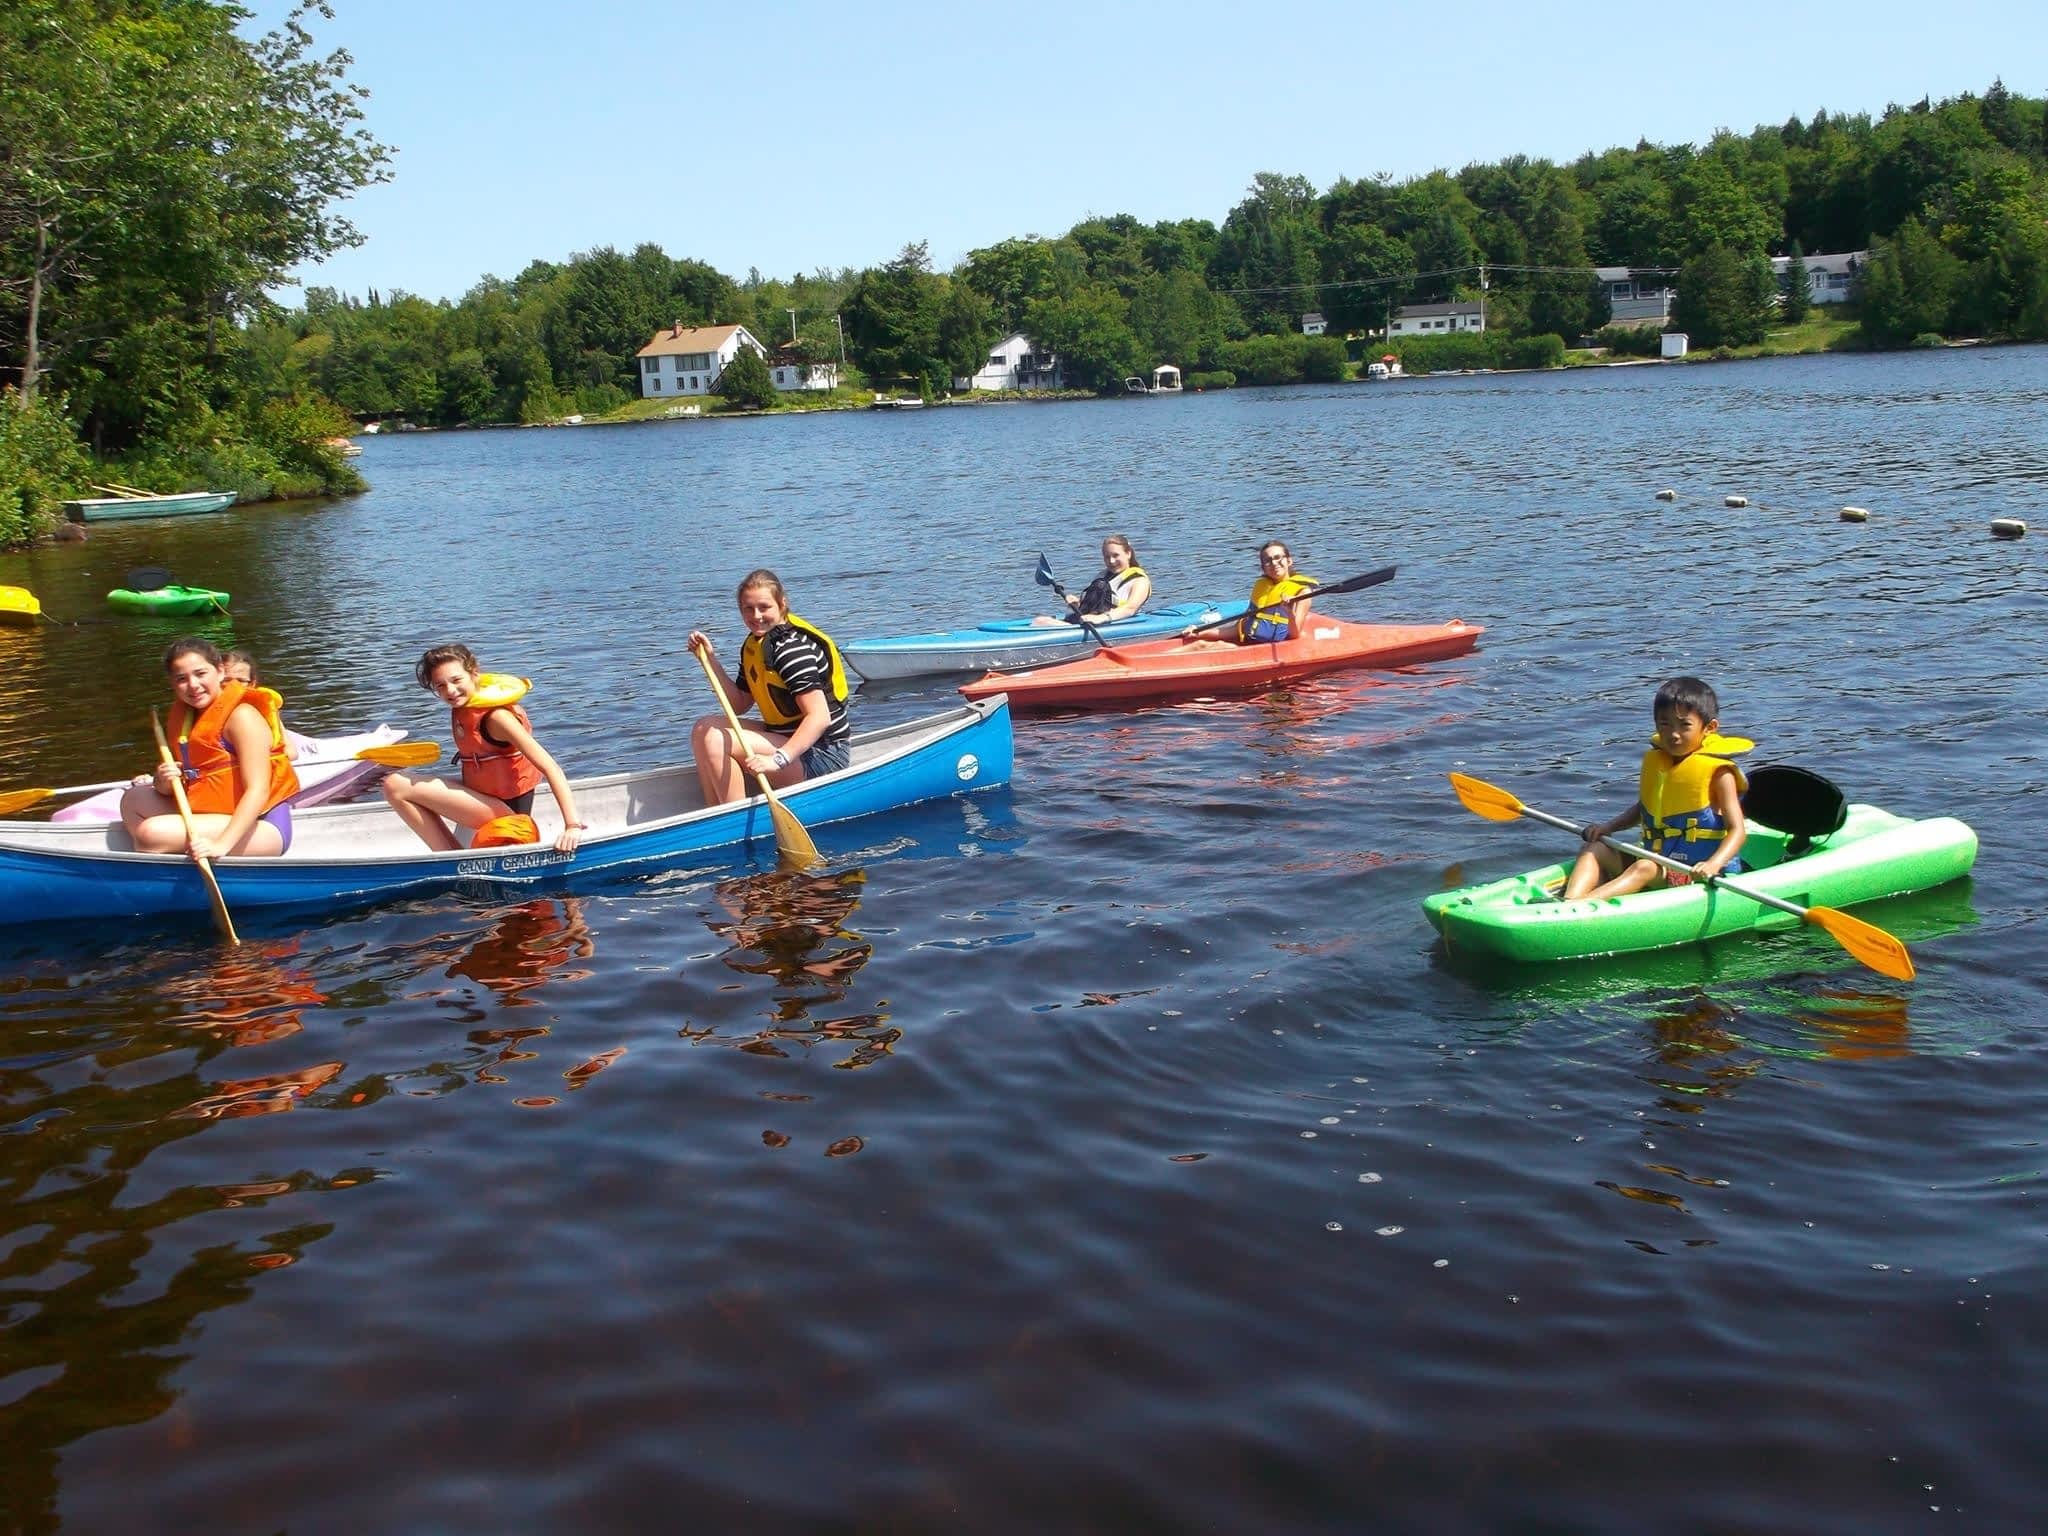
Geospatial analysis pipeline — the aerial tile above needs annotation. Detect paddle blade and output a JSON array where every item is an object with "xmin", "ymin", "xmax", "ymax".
[
  {"xmin": 352, "ymin": 740, "xmax": 440, "ymax": 769},
  {"xmin": 1034, "ymin": 553, "xmax": 1055, "ymax": 588},
  {"xmin": 0, "ymin": 787, "xmax": 57, "ymax": 816},
  {"xmin": 767, "ymin": 793, "xmax": 820, "ymax": 868},
  {"xmin": 1804, "ymin": 905, "xmax": 1916, "ymax": 981},
  {"xmin": 1448, "ymin": 771, "xmax": 1527, "ymax": 823}
]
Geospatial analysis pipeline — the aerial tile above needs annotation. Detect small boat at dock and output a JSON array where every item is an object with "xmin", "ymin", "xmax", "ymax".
[{"xmin": 64, "ymin": 489, "xmax": 238, "ymax": 523}]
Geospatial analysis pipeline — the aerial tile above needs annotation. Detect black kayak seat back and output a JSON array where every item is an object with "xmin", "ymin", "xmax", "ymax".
[{"xmin": 1741, "ymin": 764, "xmax": 1848, "ymax": 858}]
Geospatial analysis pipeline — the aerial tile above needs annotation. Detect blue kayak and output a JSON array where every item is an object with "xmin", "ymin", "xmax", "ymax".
[{"xmin": 843, "ymin": 601, "xmax": 1246, "ymax": 681}]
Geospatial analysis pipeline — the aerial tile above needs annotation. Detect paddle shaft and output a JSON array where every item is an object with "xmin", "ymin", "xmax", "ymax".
[
  {"xmin": 15, "ymin": 744, "xmax": 431, "ymax": 807},
  {"xmin": 693, "ymin": 645, "xmax": 819, "ymax": 867},
  {"xmin": 1180, "ymin": 565, "xmax": 1399, "ymax": 639},
  {"xmin": 1517, "ymin": 801, "xmax": 1809, "ymax": 921},
  {"xmin": 150, "ymin": 710, "xmax": 241, "ymax": 945},
  {"xmin": 1033, "ymin": 560, "xmax": 1113, "ymax": 649}
]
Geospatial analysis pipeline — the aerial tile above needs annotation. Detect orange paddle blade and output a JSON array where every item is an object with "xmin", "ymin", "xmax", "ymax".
[
  {"xmin": 1805, "ymin": 906, "xmax": 1915, "ymax": 981},
  {"xmin": 0, "ymin": 787, "xmax": 59, "ymax": 816},
  {"xmin": 353, "ymin": 740, "xmax": 440, "ymax": 768},
  {"xmin": 1448, "ymin": 771, "xmax": 1526, "ymax": 823}
]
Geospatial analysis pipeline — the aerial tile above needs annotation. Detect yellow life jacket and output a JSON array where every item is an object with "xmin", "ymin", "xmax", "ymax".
[
  {"xmin": 1638, "ymin": 736, "xmax": 1750, "ymax": 864},
  {"xmin": 1241, "ymin": 572, "xmax": 1315, "ymax": 642},
  {"xmin": 740, "ymin": 613, "xmax": 849, "ymax": 730}
]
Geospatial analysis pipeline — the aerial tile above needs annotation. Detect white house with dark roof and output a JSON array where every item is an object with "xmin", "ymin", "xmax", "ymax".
[
  {"xmin": 963, "ymin": 332, "xmax": 1064, "ymax": 392},
  {"xmin": 1301, "ymin": 311, "xmax": 1328, "ymax": 336},
  {"xmin": 769, "ymin": 345, "xmax": 839, "ymax": 392},
  {"xmin": 635, "ymin": 322, "xmax": 767, "ymax": 397},
  {"xmin": 1771, "ymin": 250, "xmax": 1865, "ymax": 305},
  {"xmin": 1389, "ymin": 301, "xmax": 1485, "ymax": 337}
]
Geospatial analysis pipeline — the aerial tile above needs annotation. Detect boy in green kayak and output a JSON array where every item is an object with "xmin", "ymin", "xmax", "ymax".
[{"xmin": 1563, "ymin": 676, "xmax": 1749, "ymax": 901}]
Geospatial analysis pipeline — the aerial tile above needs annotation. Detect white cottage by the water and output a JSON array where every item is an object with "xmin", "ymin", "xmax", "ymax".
[
  {"xmin": 635, "ymin": 323, "xmax": 767, "ymax": 398},
  {"xmin": 963, "ymin": 333, "xmax": 1065, "ymax": 392},
  {"xmin": 1770, "ymin": 251, "xmax": 1866, "ymax": 305},
  {"xmin": 1389, "ymin": 301, "xmax": 1485, "ymax": 336}
]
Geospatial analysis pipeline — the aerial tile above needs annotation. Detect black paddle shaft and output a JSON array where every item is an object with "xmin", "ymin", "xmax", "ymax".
[
  {"xmin": 1032, "ymin": 553, "xmax": 1113, "ymax": 649},
  {"xmin": 1181, "ymin": 564, "xmax": 1399, "ymax": 638}
]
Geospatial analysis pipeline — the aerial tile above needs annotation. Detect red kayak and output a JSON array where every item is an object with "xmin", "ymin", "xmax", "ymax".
[{"xmin": 957, "ymin": 617, "xmax": 1483, "ymax": 710}]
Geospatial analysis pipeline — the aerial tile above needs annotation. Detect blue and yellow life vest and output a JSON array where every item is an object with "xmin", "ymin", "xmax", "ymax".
[
  {"xmin": 1240, "ymin": 572, "xmax": 1315, "ymax": 642},
  {"xmin": 740, "ymin": 613, "xmax": 849, "ymax": 730},
  {"xmin": 1637, "ymin": 736, "xmax": 1750, "ymax": 867}
]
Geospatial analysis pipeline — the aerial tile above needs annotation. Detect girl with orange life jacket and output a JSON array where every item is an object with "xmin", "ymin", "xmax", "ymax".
[
  {"xmin": 381, "ymin": 643, "xmax": 586, "ymax": 854},
  {"xmin": 119, "ymin": 638, "xmax": 303, "ymax": 859}
]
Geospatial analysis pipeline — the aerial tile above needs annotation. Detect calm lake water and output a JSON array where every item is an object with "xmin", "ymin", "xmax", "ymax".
[{"xmin": 3, "ymin": 349, "xmax": 2046, "ymax": 1532}]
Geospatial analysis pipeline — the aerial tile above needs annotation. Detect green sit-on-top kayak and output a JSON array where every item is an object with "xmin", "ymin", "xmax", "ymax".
[
  {"xmin": 105, "ymin": 585, "xmax": 230, "ymax": 616},
  {"xmin": 1425, "ymin": 802, "xmax": 1978, "ymax": 966}
]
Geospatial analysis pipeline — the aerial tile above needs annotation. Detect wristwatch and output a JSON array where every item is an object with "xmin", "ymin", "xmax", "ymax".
[{"xmin": 771, "ymin": 749, "xmax": 789, "ymax": 770}]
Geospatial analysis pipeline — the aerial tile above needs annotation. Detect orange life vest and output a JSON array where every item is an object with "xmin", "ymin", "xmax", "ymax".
[
  {"xmin": 167, "ymin": 680, "xmax": 301, "ymax": 817},
  {"xmin": 452, "ymin": 702, "xmax": 543, "ymax": 803}
]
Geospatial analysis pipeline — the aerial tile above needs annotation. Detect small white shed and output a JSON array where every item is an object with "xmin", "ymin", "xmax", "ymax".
[{"xmin": 1660, "ymin": 333, "xmax": 1689, "ymax": 360}]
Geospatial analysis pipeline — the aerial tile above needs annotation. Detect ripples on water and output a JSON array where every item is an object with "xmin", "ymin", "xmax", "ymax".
[{"xmin": 3, "ymin": 347, "xmax": 2046, "ymax": 1530}]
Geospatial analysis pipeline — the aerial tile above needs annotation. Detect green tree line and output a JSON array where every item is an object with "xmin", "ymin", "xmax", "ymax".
[
  {"xmin": 244, "ymin": 79, "xmax": 2048, "ymax": 424},
  {"xmin": 6, "ymin": 6, "xmax": 2046, "ymax": 547}
]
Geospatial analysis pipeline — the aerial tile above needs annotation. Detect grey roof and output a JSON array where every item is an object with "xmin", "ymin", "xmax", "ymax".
[{"xmin": 1772, "ymin": 250, "xmax": 1865, "ymax": 276}]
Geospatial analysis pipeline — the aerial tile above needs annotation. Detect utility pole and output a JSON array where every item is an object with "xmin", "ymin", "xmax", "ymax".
[
  {"xmin": 833, "ymin": 314, "xmax": 846, "ymax": 367},
  {"xmin": 786, "ymin": 308, "xmax": 798, "ymax": 344},
  {"xmin": 1479, "ymin": 263, "xmax": 1489, "ymax": 332}
]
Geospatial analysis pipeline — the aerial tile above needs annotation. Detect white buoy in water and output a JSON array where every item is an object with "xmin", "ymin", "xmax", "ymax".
[
  {"xmin": 1840, "ymin": 506, "xmax": 1869, "ymax": 523},
  {"xmin": 1655, "ymin": 489, "xmax": 1677, "ymax": 502},
  {"xmin": 1725, "ymin": 495, "xmax": 1749, "ymax": 508},
  {"xmin": 1991, "ymin": 518, "xmax": 2026, "ymax": 539}
]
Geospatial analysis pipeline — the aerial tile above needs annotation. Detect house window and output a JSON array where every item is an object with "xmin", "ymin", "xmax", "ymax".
[{"xmin": 651, "ymin": 378, "xmax": 661, "ymax": 391}]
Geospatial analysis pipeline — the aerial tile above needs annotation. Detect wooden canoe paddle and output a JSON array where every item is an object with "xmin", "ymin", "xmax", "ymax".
[
  {"xmin": 693, "ymin": 645, "xmax": 819, "ymax": 869},
  {"xmin": 151, "ymin": 708, "xmax": 240, "ymax": 945}
]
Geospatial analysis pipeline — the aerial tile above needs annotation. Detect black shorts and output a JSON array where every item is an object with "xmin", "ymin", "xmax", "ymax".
[{"xmin": 800, "ymin": 739, "xmax": 850, "ymax": 778}]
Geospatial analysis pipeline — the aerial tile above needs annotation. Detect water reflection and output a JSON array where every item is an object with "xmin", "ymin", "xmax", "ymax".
[
  {"xmin": 0, "ymin": 947, "xmax": 350, "ymax": 1523},
  {"xmin": 445, "ymin": 896, "xmax": 595, "ymax": 1008},
  {"xmin": 683, "ymin": 867, "xmax": 897, "ymax": 1069}
]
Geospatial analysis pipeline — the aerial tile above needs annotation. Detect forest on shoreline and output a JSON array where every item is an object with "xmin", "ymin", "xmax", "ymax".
[{"xmin": 4, "ymin": 0, "xmax": 2046, "ymax": 544}]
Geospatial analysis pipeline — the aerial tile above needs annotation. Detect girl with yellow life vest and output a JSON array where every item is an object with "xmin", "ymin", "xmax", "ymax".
[
  {"xmin": 1562, "ymin": 675, "xmax": 1750, "ymax": 902},
  {"xmin": 1183, "ymin": 540, "xmax": 1316, "ymax": 647},
  {"xmin": 688, "ymin": 568, "xmax": 851, "ymax": 806},
  {"xmin": 381, "ymin": 643, "xmax": 586, "ymax": 854},
  {"xmin": 120, "ymin": 638, "xmax": 303, "ymax": 859},
  {"xmin": 221, "ymin": 650, "xmax": 319, "ymax": 761}
]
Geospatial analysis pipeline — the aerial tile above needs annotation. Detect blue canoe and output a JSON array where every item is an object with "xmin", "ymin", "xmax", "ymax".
[
  {"xmin": 0, "ymin": 699, "xmax": 1011, "ymax": 928},
  {"xmin": 843, "ymin": 600, "xmax": 1248, "ymax": 681}
]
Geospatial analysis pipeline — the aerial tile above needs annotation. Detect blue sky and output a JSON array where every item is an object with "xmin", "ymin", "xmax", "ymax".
[{"xmin": 251, "ymin": 0, "xmax": 2045, "ymax": 303}]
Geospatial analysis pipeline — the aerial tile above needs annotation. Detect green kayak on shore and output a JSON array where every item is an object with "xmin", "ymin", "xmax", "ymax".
[
  {"xmin": 1425, "ymin": 801, "xmax": 1978, "ymax": 967},
  {"xmin": 105, "ymin": 585, "xmax": 230, "ymax": 616}
]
